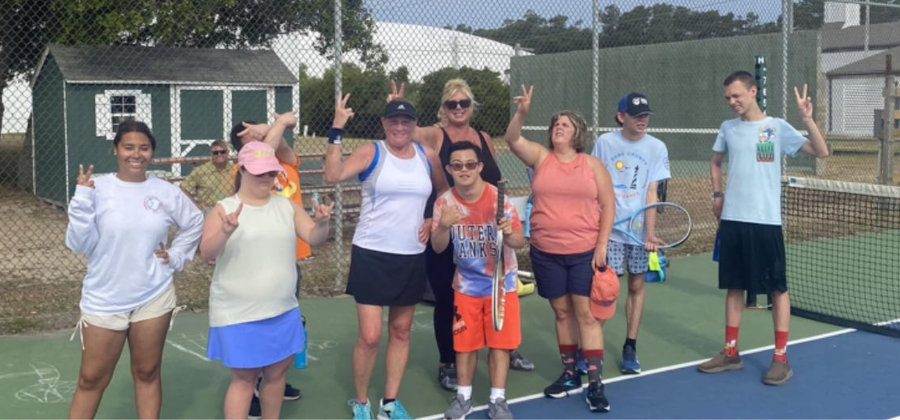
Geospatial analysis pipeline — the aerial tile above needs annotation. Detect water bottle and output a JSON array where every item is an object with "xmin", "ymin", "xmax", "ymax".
[
  {"xmin": 294, "ymin": 315, "xmax": 307, "ymax": 369},
  {"xmin": 524, "ymin": 195, "xmax": 533, "ymax": 238}
]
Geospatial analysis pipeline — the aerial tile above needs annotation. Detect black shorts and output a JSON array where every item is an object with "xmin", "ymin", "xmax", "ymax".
[
  {"xmin": 530, "ymin": 246, "xmax": 594, "ymax": 300},
  {"xmin": 346, "ymin": 245, "xmax": 426, "ymax": 306},
  {"xmin": 718, "ymin": 220, "xmax": 787, "ymax": 294}
]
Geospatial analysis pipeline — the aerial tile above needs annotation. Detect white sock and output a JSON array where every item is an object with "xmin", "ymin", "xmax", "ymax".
[
  {"xmin": 489, "ymin": 388, "xmax": 506, "ymax": 403},
  {"xmin": 457, "ymin": 385, "xmax": 473, "ymax": 401}
]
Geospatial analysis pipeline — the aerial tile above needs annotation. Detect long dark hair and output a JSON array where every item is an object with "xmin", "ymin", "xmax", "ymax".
[{"xmin": 234, "ymin": 168, "xmax": 243, "ymax": 194}]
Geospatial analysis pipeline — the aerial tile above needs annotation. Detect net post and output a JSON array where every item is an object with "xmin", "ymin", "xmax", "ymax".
[
  {"xmin": 880, "ymin": 54, "xmax": 894, "ymax": 185},
  {"xmin": 332, "ymin": 0, "xmax": 345, "ymax": 290}
]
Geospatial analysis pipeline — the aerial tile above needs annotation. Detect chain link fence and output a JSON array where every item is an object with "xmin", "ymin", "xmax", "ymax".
[{"xmin": 2, "ymin": 0, "xmax": 899, "ymax": 334}]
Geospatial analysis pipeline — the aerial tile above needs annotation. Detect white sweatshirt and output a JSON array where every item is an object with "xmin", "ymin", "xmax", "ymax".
[{"xmin": 66, "ymin": 174, "xmax": 204, "ymax": 316}]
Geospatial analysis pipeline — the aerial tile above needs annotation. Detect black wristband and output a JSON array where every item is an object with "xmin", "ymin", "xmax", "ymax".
[
  {"xmin": 327, "ymin": 128, "xmax": 343, "ymax": 145},
  {"xmin": 713, "ymin": 191, "xmax": 724, "ymax": 198}
]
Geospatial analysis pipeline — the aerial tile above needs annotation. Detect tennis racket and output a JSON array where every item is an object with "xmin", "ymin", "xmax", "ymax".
[
  {"xmin": 612, "ymin": 202, "xmax": 692, "ymax": 249},
  {"xmin": 491, "ymin": 180, "xmax": 507, "ymax": 331}
]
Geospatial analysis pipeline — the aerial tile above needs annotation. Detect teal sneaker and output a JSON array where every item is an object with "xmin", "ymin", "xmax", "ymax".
[
  {"xmin": 377, "ymin": 399, "xmax": 412, "ymax": 419},
  {"xmin": 348, "ymin": 399, "xmax": 373, "ymax": 420}
]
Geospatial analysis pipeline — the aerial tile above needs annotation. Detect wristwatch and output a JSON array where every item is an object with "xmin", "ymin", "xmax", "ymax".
[{"xmin": 713, "ymin": 191, "xmax": 725, "ymax": 198}]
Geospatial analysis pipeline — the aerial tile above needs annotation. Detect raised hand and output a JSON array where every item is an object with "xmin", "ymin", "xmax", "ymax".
[
  {"xmin": 77, "ymin": 164, "xmax": 95, "ymax": 188},
  {"xmin": 237, "ymin": 122, "xmax": 268, "ymax": 141},
  {"xmin": 274, "ymin": 110, "xmax": 298, "ymax": 129},
  {"xmin": 333, "ymin": 92, "xmax": 355, "ymax": 129},
  {"xmin": 439, "ymin": 202, "xmax": 465, "ymax": 229},
  {"xmin": 311, "ymin": 196, "xmax": 334, "ymax": 224},
  {"xmin": 219, "ymin": 202, "xmax": 243, "ymax": 235},
  {"xmin": 794, "ymin": 84, "xmax": 813, "ymax": 120},
  {"xmin": 386, "ymin": 79, "xmax": 406, "ymax": 103},
  {"xmin": 154, "ymin": 242, "xmax": 170, "ymax": 265},
  {"xmin": 513, "ymin": 84, "xmax": 534, "ymax": 115}
]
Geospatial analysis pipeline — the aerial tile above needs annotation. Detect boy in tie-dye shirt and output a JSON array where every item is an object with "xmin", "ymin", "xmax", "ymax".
[{"xmin": 431, "ymin": 141, "xmax": 526, "ymax": 418}]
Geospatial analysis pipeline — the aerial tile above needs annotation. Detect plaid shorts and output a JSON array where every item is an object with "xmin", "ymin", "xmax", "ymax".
[{"xmin": 608, "ymin": 241, "xmax": 649, "ymax": 275}]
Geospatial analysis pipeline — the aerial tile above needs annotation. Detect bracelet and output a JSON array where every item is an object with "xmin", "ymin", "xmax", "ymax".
[
  {"xmin": 713, "ymin": 191, "xmax": 724, "ymax": 198},
  {"xmin": 327, "ymin": 128, "xmax": 343, "ymax": 145}
]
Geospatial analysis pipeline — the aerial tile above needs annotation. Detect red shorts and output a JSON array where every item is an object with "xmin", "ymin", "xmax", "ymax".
[{"xmin": 452, "ymin": 291, "xmax": 521, "ymax": 353}]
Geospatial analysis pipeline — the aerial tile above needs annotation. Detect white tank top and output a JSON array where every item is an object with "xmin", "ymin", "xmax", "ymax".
[
  {"xmin": 209, "ymin": 194, "xmax": 298, "ymax": 327},
  {"xmin": 353, "ymin": 141, "xmax": 433, "ymax": 255}
]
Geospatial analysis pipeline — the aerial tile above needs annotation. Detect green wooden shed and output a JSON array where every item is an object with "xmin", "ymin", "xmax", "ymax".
[{"xmin": 30, "ymin": 44, "xmax": 298, "ymax": 206}]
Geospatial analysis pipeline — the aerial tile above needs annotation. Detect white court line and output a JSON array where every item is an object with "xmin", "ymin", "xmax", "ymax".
[
  {"xmin": 417, "ymin": 328, "xmax": 855, "ymax": 420},
  {"xmin": 166, "ymin": 339, "xmax": 210, "ymax": 362},
  {"xmin": 0, "ymin": 371, "xmax": 36, "ymax": 380}
]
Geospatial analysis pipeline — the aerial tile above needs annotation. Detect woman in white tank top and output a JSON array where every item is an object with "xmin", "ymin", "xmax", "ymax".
[
  {"xmin": 199, "ymin": 141, "xmax": 332, "ymax": 419},
  {"xmin": 323, "ymin": 95, "xmax": 448, "ymax": 419}
]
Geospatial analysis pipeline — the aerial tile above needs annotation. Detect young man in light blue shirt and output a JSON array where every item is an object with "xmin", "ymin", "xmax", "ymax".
[
  {"xmin": 699, "ymin": 71, "xmax": 828, "ymax": 385},
  {"xmin": 592, "ymin": 93, "xmax": 670, "ymax": 375}
]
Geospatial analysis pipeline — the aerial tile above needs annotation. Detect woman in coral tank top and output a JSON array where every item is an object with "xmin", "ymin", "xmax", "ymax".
[{"xmin": 503, "ymin": 85, "xmax": 616, "ymax": 413}]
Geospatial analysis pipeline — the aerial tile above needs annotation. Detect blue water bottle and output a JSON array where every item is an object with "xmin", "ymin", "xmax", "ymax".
[
  {"xmin": 294, "ymin": 315, "xmax": 307, "ymax": 369},
  {"xmin": 524, "ymin": 195, "xmax": 533, "ymax": 238}
]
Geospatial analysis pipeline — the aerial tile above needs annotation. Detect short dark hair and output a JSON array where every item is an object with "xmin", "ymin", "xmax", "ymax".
[
  {"xmin": 230, "ymin": 121, "xmax": 259, "ymax": 152},
  {"xmin": 113, "ymin": 120, "xmax": 156, "ymax": 150},
  {"xmin": 723, "ymin": 71, "xmax": 756, "ymax": 89},
  {"xmin": 447, "ymin": 140, "xmax": 482, "ymax": 162}
]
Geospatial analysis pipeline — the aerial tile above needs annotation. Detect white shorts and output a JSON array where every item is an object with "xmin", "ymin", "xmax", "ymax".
[{"xmin": 80, "ymin": 284, "xmax": 177, "ymax": 331}]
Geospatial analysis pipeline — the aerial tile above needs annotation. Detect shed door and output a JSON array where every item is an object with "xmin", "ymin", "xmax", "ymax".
[{"xmin": 231, "ymin": 90, "xmax": 268, "ymax": 127}]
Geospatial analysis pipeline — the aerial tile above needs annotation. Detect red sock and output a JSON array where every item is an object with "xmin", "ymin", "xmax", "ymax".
[
  {"xmin": 774, "ymin": 331, "xmax": 789, "ymax": 362},
  {"xmin": 724, "ymin": 326, "xmax": 740, "ymax": 357}
]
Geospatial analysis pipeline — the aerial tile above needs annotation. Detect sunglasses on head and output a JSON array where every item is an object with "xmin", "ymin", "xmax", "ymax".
[
  {"xmin": 211, "ymin": 150, "xmax": 227, "ymax": 156},
  {"xmin": 444, "ymin": 99, "xmax": 472, "ymax": 110},
  {"xmin": 449, "ymin": 161, "xmax": 479, "ymax": 171}
]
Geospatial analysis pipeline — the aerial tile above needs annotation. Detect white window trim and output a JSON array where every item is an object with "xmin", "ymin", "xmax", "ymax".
[{"xmin": 95, "ymin": 89, "xmax": 152, "ymax": 140}]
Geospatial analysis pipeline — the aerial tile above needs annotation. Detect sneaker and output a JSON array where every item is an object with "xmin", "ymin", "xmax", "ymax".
[
  {"xmin": 697, "ymin": 350, "xmax": 743, "ymax": 373},
  {"xmin": 575, "ymin": 349, "xmax": 588, "ymax": 376},
  {"xmin": 762, "ymin": 359, "xmax": 793, "ymax": 385},
  {"xmin": 621, "ymin": 346, "xmax": 641, "ymax": 374},
  {"xmin": 348, "ymin": 399, "xmax": 373, "ymax": 420},
  {"xmin": 443, "ymin": 394, "xmax": 473, "ymax": 420},
  {"xmin": 254, "ymin": 378, "xmax": 303, "ymax": 401},
  {"xmin": 438, "ymin": 363, "xmax": 458, "ymax": 391},
  {"xmin": 377, "ymin": 399, "xmax": 412, "ymax": 419},
  {"xmin": 509, "ymin": 350, "xmax": 535, "ymax": 371},
  {"xmin": 584, "ymin": 382, "xmax": 610, "ymax": 412},
  {"xmin": 543, "ymin": 370, "xmax": 582, "ymax": 398},
  {"xmin": 248, "ymin": 394, "xmax": 261, "ymax": 420},
  {"xmin": 488, "ymin": 397, "xmax": 514, "ymax": 419}
]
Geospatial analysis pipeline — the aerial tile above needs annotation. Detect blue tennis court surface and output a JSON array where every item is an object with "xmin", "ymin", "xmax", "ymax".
[{"xmin": 423, "ymin": 329, "xmax": 900, "ymax": 419}]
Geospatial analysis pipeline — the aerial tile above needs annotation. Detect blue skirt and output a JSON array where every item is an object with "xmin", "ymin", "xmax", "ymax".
[{"xmin": 207, "ymin": 307, "xmax": 304, "ymax": 369}]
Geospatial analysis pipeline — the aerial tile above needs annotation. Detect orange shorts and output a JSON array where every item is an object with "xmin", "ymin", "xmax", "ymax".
[{"xmin": 452, "ymin": 291, "xmax": 521, "ymax": 353}]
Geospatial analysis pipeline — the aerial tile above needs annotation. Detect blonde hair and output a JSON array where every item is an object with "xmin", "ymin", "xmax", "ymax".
[
  {"xmin": 547, "ymin": 111, "xmax": 589, "ymax": 153},
  {"xmin": 437, "ymin": 78, "xmax": 480, "ymax": 123}
]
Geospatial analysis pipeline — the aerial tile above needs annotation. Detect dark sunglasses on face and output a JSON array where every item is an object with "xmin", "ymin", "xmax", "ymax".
[
  {"xmin": 449, "ymin": 161, "xmax": 479, "ymax": 171},
  {"xmin": 211, "ymin": 150, "xmax": 227, "ymax": 156},
  {"xmin": 444, "ymin": 99, "xmax": 472, "ymax": 110}
]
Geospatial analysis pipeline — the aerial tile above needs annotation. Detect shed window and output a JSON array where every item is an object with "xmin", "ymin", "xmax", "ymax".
[
  {"xmin": 95, "ymin": 90, "xmax": 152, "ymax": 140},
  {"xmin": 110, "ymin": 95, "xmax": 137, "ymax": 133}
]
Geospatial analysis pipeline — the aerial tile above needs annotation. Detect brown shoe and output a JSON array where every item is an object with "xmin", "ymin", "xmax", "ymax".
[
  {"xmin": 763, "ymin": 359, "xmax": 793, "ymax": 385},
  {"xmin": 697, "ymin": 350, "xmax": 743, "ymax": 373}
]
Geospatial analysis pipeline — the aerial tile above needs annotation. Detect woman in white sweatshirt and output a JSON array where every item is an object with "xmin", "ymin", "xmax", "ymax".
[
  {"xmin": 65, "ymin": 120, "xmax": 204, "ymax": 419},
  {"xmin": 199, "ymin": 140, "xmax": 332, "ymax": 419}
]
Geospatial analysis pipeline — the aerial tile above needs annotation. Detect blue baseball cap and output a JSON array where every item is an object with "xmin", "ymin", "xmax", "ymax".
[{"xmin": 616, "ymin": 93, "xmax": 653, "ymax": 122}]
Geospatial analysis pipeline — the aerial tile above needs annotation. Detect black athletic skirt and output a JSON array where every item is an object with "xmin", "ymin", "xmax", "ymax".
[
  {"xmin": 346, "ymin": 245, "xmax": 426, "ymax": 306},
  {"xmin": 718, "ymin": 220, "xmax": 787, "ymax": 294}
]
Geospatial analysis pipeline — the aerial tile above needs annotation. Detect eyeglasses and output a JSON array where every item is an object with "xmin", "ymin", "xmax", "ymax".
[
  {"xmin": 449, "ymin": 161, "xmax": 479, "ymax": 171},
  {"xmin": 444, "ymin": 99, "xmax": 472, "ymax": 110},
  {"xmin": 211, "ymin": 150, "xmax": 227, "ymax": 156}
]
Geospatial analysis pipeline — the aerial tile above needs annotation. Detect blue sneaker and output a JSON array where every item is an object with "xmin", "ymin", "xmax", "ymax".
[
  {"xmin": 621, "ymin": 346, "xmax": 641, "ymax": 374},
  {"xmin": 575, "ymin": 349, "xmax": 588, "ymax": 376},
  {"xmin": 348, "ymin": 399, "xmax": 373, "ymax": 420},
  {"xmin": 377, "ymin": 399, "xmax": 412, "ymax": 419}
]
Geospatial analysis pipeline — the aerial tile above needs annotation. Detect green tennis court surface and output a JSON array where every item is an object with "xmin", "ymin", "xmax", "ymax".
[{"xmin": 0, "ymin": 253, "xmax": 842, "ymax": 419}]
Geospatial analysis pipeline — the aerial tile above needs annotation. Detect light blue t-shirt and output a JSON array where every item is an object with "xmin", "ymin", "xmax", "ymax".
[
  {"xmin": 592, "ymin": 131, "xmax": 671, "ymax": 245},
  {"xmin": 712, "ymin": 117, "xmax": 807, "ymax": 226}
]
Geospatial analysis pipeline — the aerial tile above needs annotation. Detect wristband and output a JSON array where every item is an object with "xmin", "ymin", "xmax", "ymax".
[
  {"xmin": 713, "ymin": 191, "xmax": 724, "ymax": 199},
  {"xmin": 327, "ymin": 128, "xmax": 343, "ymax": 145}
]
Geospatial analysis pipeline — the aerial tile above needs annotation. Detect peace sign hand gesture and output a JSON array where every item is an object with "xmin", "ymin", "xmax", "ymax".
[
  {"xmin": 386, "ymin": 79, "xmax": 406, "ymax": 103},
  {"xmin": 794, "ymin": 84, "xmax": 813, "ymax": 121},
  {"xmin": 332, "ymin": 92, "xmax": 355, "ymax": 129},
  {"xmin": 219, "ymin": 202, "xmax": 243, "ymax": 235},
  {"xmin": 514, "ymin": 84, "xmax": 534, "ymax": 116},
  {"xmin": 77, "ymin": 164, "xmax": 95, "ymax": 188},
  {"xmin": 311, "ymin": 196, "xmax": 334, "ymax": 225}
]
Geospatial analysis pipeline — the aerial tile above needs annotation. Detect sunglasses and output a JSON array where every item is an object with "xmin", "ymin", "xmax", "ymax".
[
  {"xmin": 211, "ymin": 150, "xmax": 227, "ymax": 156},
  {"xmin": 449, "ymin": 161, "xmax": 479, "ymax": 171},
  {"xmin": 444, "ymin": 99, "xmax": 472, "ymax": 110}
]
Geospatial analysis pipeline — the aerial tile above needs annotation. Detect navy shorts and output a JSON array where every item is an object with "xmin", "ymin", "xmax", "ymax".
[
  {"xmin": 530, "ymin": 246, "xmax": 594, "ymax": 300},
  {"xmin": 718, "ymin": 220, "xmax": 787, "ymax": 294}
]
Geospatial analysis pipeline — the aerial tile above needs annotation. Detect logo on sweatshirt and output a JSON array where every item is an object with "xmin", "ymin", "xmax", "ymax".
[{"xmin": 144, "ymin": 196, "xmax": 162, "ymax": 213}]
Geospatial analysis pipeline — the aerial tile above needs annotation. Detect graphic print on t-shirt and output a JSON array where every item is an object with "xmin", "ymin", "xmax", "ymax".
[{"xmin": 757, "ymin": 125, "xmax": 776, "ymax": 162}]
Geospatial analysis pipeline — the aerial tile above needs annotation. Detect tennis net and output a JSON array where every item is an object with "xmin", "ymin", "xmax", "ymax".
[{"xmin": 782, "ymin": 177, "xmax": 900, "ymax": 338}]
